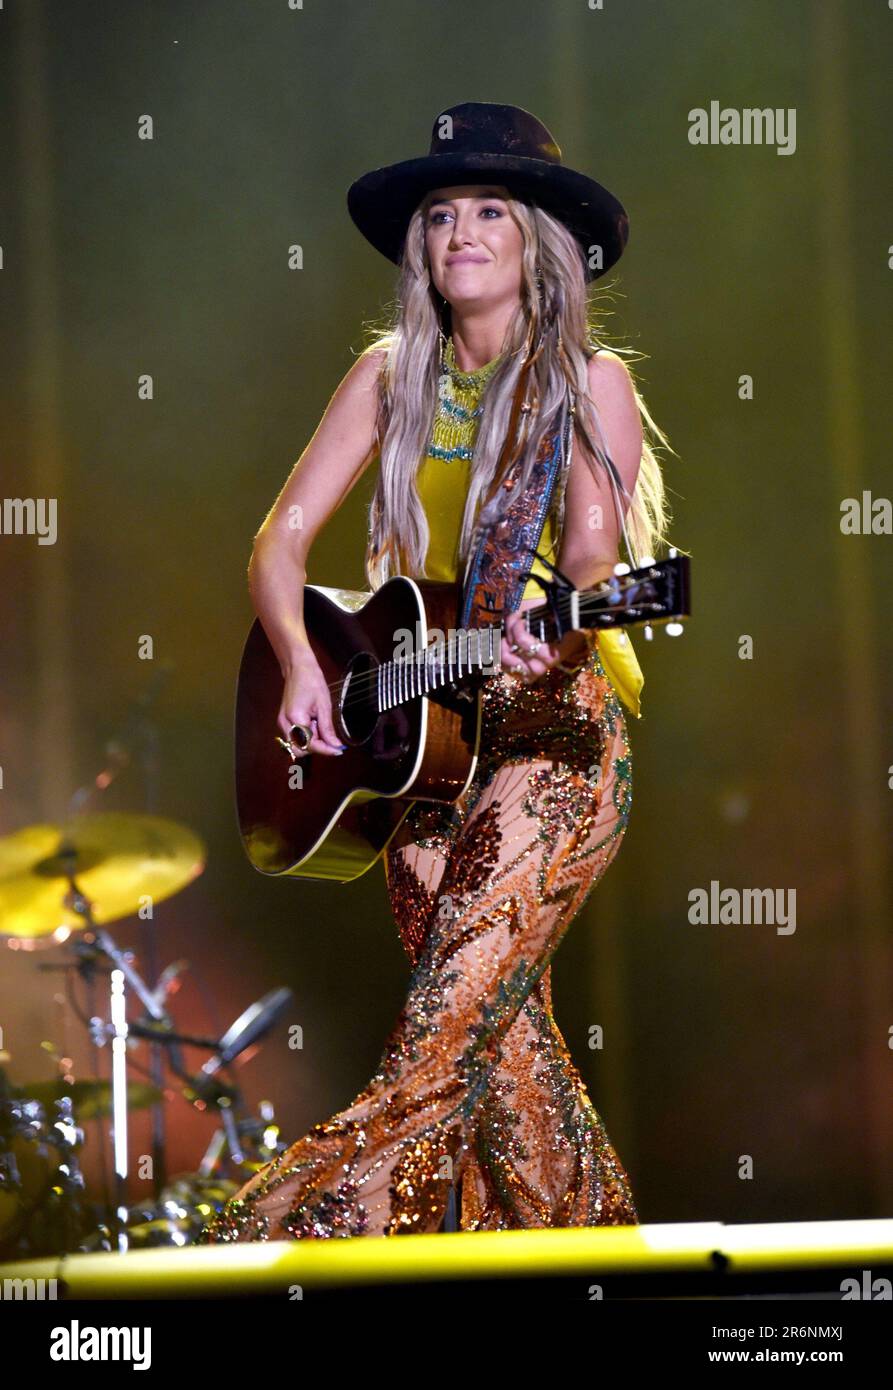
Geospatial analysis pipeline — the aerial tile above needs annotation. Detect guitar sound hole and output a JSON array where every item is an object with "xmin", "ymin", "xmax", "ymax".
[{"xmin": 340, "ymin": 653, "xmax": 380, "ymax": 742}]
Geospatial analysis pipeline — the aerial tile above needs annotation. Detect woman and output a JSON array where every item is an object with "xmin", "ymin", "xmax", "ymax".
[{"xmin": 201, "ymin": 102, "xmax": 672, "ymax": 1242}]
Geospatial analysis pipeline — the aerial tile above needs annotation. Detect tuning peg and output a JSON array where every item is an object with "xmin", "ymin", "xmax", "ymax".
[
  {"xmin": 613, "ymin": 562, "xmax": 630, "ymax": 576},
  {"xmin": 638, "ymin": 555, "xmax": 656, "ymax": 568},
  {"xmin": 665, "ymin": 622, "xmax": 685, "ymax": 637},
  {"xmin": 643, "ymin": 624, "xmax": 654, "ymax": 641}
]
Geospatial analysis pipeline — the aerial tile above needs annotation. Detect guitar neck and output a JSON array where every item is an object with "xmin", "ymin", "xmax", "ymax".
[{"xmin": 374, "ymin": 565, "xmax": 677, "ymax": 713}]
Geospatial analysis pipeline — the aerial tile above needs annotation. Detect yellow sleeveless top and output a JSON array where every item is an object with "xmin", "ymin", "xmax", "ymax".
[{"xmin": 414, "ymin": 338, "xmax": 644, "ymax": 718}]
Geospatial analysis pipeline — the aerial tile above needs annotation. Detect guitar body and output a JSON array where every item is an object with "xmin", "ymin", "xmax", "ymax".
[
  {"xmin": 234, "ymin": 577, "xmax": 481, "ymax": 882},
  {"xmin": 234, "ymin": 554, "xmax": 690, "ymax": 886}
]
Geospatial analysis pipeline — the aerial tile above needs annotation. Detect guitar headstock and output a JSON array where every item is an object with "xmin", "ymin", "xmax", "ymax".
[{"xmin": 578, "ymin": 551, "xmax": 691, "ymax": 635}]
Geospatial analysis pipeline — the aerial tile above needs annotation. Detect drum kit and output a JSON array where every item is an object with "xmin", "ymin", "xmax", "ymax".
[{"xmin": 0, "ymin": 694, "xmax": 294, "ymax": 1259}]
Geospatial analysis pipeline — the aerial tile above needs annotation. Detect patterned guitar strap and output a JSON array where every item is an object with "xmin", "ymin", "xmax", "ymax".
[{"xmin": 459, "ymin": 388, "xmax": 576, "ymax": 637}]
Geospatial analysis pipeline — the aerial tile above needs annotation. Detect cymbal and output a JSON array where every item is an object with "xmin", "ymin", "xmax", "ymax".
[
  {"xmin": 0, "ymin": 814, "xmax": 205, "ymax": 939},
  {"xmin": 18, "ymin": 1078, "xmax": 164, "ymax": 1120}
]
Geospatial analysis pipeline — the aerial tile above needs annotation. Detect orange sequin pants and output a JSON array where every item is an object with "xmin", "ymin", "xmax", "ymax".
[{"xmin": 199, "ymin": 632, "xmax": 637, "ymax": 1242}]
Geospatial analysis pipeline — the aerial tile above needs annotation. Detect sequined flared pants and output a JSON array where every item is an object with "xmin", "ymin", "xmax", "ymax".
[{"xmin": 200, "ymin": 632, "xmax": 637, "ymax": 1242}]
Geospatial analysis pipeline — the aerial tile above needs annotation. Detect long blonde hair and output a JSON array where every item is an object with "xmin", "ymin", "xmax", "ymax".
[{"xmin": 362, "ymin": 190, "xmax": 676, "ymax": 590}]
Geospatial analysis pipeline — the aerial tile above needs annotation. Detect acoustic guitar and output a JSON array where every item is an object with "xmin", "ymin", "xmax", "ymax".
[{"xmin": 234, "ymin": 554, "xmax": 690, "ymax": 882}]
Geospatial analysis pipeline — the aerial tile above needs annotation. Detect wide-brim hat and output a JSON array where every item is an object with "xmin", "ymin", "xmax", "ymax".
[{"xmin": 347, "ymin": 101, "xmax": 629, "ymax": 283}]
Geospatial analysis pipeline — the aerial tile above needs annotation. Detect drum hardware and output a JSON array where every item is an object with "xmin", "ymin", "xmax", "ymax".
[
  {"xmin": 2, "ymin": 967, "xmax": 294, "ymax": 1254},
  {"xmin": 18, "ymin": 1077, "xmax": 164, "ymax": 1120},
  {"xmin": 73, "ymin": 991, "xmax": 293, "ymax": 1252},
  {"xmin": 0, "ymin": 803, "xmax": 205, "ymax": 1252},
  {"xmin": 0, "ymin": 673, "xmax": 294, "ymax": 1254},
  {"xmin": 0, "ymin": 1064, "xmax": 91, "ymax": 1259},
  {"xmin": 1, "ymin": 804, "xmax": 206, "ymax": 1233}
]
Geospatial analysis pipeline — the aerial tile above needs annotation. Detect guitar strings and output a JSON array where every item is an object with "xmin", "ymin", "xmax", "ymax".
[
  {"xmin": 310, "ymin": 588, "xmax": 654, "ymax": 705},
  {"xmin": 313, "ymin": 598, "xmax": 573, "ymax": 701}
]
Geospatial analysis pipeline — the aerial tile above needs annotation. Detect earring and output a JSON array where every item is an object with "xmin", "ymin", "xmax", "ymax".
[
  {"xmin": 435, "ymin": 294, "xmax": 449, "ymax": 355},
  {"xmin": 534, "ymin": 263, "xmax": 545, "ymax": 294}
]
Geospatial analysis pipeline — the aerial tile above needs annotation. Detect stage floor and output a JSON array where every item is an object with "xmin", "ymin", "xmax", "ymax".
[{"xmin": 3, "ymin": 1218, "xmax": 892, "ymax": 1301}]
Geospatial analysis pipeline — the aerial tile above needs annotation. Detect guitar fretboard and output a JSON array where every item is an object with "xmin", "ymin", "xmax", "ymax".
[
  {"xmin": 376, "ymin": 624, "xmax": 494, "ymax": 710},
  {"xmin": 374, "ymin": 568, "xmax": 674, "ymax": 713}
]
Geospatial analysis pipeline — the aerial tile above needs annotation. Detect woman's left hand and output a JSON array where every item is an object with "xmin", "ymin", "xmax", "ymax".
[{"xmin": 500, "ymin": 608, "xmax": 589, "ymax": 682}]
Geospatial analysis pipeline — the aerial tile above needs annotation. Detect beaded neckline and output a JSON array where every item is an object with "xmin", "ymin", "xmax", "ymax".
[
  {"xmin": 427, "ymin": 337, "xmax": 504, "ymax": 464},
  {"xmin": 441, "ymin": 335, "xmax": 504, "ymax": 389}
]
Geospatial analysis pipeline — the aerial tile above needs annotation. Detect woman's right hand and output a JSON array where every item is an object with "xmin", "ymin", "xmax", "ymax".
[{"xmin": 278, "ymin": 645, "xmax": 347, "ymax": 757}]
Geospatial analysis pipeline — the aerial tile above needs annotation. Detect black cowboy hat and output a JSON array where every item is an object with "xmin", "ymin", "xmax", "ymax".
[{"xmin": 347, "ymin": 101, "xmax": 629, "ymax": 283}]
